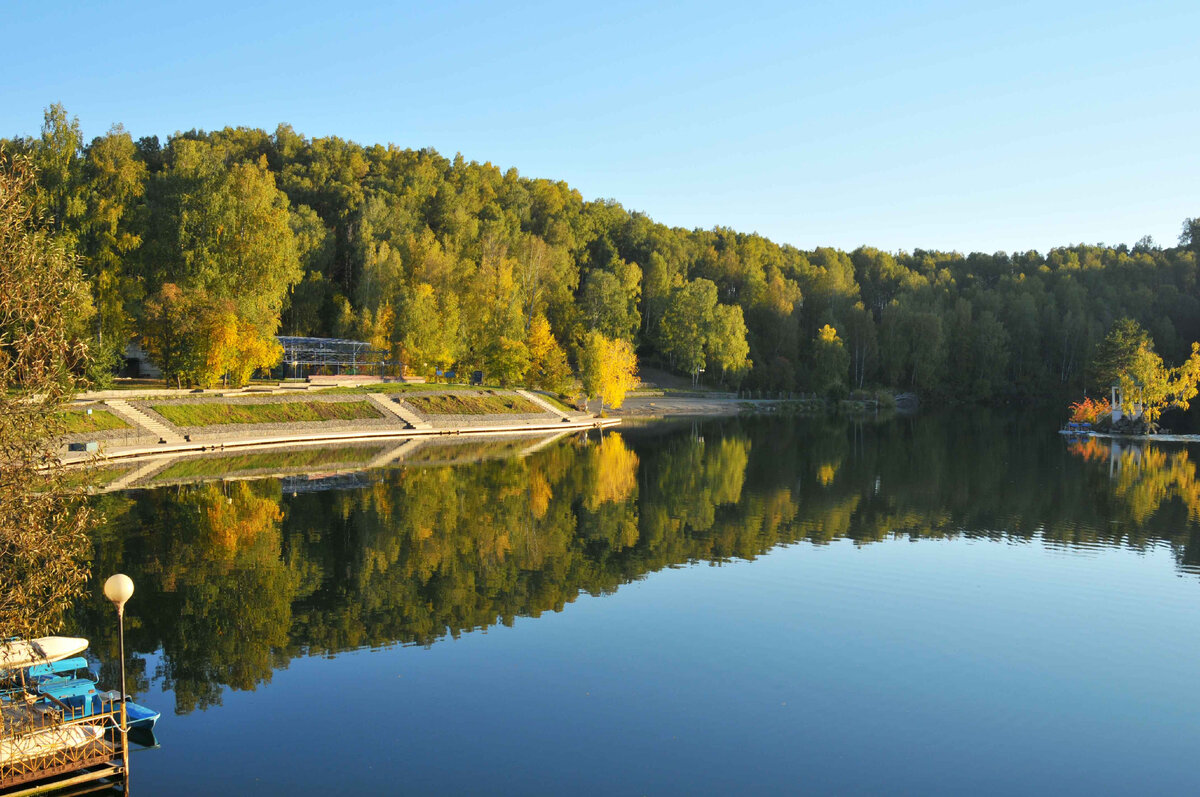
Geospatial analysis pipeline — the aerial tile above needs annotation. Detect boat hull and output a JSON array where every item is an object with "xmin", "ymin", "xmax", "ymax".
[
  {"xmin": 0, "ymin": 724, "xmax": 104, "ymax": 766},
  {"xmin": 0, "ymin": 638, "xmax": 89, "ymax": 672}
]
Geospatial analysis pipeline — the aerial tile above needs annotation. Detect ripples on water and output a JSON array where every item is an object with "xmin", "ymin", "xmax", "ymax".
[{"xmin": 71, "ymin": 413, "xmax": 1200, "ymax": 794}]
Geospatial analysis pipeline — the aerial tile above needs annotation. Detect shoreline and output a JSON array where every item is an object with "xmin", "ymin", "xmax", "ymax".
[
  {"xmin": 59, "ymin": 417, "xmax": 622, "ymax": 467},
  {"xmin": 1060, "ymin": 429, "xmax": 1200, "ymax": 444},
  {"xmin": 59, "ymin": 388, "xmax": 852, "ymax": 469},
  {"xmin": 58, "ymin": 387, "xmax": 619, "ymax": 467}
]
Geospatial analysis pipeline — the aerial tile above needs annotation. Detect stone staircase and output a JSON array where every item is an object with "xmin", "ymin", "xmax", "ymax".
[
  {"xmin": 104, "ymin": 400, "xmax": 185, "ymax": 444},
  {"xmin": 513, "ymin": 389, "xmax": 575, "ymax": 420},
  {"xmin": 367, "ymin": 438, "xmax": 426, "ymax": 469},
  {"xmin": 105, "ymin": 457, "xmax": 176, "ymax": 491},
  {"xmin": 367, "ymin": 393, "xmax": 432, "ymax": 429},
  {"xmin": 517, "ymin": 430, "xmax": 572, "ymax": 457}
]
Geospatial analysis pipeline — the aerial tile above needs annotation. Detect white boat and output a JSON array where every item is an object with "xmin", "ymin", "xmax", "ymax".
[
  {"xmin": 0, "ymin": 638, "xmax": 89, "ymax": 672},
  {"xmin": 0, "ymin": 724, "xmax": 104, "ymax": 765}
]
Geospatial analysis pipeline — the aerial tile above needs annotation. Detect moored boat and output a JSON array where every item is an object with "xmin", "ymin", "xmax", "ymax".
[
  {"xmin": 0, "ymin": 637, "xmax": 89, "ymax": 672},
  {"xmin": 33, "ymin": 673, "xmax": 160, "ymax": 731},
  {"xmin": 0, "ymin": 724, "xmax": 105, "ymax": 766},
  {"xmin": 111, "ymin": 695, "xmax": 161, "ymax": 731},
  {"xmin": 4, "ymin": 639, "xmax": 160, "ymax": 732}
]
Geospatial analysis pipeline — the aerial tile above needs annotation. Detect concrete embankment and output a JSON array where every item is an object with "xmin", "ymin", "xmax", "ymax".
[{"xmin": 58, "ymin": 388, "xmax": 618, "ymax": 466}]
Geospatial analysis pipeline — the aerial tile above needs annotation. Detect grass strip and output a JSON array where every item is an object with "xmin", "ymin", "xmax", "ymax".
[
  {"xmin": 59, "ymin": 464, "xmax": 134, "ymax": 489},
  {"xmin": 403, "ymin": 392, "xmax": 543, "ymax": 415},
  {"xmin": 153, "ymin": 445, "xmax": 387, "ymax": 481},
  {"xmin": 406, "ymin": 438, "xmax": 529, "ymax": 464},
  {"xmin": 149, "ymin": 400, "xmax": 383, "ymax": 426},
  {"xmin": 58, "ymin": 405, "xmax": 131, "ymax": 434}
]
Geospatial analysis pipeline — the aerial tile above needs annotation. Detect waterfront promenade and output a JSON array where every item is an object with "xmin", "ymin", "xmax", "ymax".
[{"xmin": 58, "ymin": 385, "xmax": 619, "ymax": 467}]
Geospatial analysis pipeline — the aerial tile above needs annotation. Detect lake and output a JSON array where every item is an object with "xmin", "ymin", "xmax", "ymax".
[{"xmin": 71, "ymin": 412, "xmax": 1200, "ymax": 795}]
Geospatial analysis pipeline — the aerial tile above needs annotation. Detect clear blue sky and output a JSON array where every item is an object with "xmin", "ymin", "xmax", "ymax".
[{"xmin": 3, "ymin": 0, "xmax": 1196, "ymax": 254}]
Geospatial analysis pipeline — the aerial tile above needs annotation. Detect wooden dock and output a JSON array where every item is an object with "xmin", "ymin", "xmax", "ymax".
[{"xmin": 1, "ymin": 698, "xmax": 126, "ymax": 796}]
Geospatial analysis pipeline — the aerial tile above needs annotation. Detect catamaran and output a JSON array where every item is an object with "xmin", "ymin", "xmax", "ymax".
[
  {"xmin": 28, "ymin": 657, "xmax": 160, "ymax": 730},
  {"xmin": 1, "ymin": 637, "xmax": 160, "ymax": 731}
]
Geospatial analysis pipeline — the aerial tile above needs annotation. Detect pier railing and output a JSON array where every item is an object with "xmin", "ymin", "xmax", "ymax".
[{"xmin": 0, "ymin": 693, "xmax": 123, "ymax": 792}]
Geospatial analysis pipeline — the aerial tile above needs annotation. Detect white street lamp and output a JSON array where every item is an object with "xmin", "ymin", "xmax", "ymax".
[{"xmin": 103, "ymin": 574, "xmax": 134, "ymax": 792}]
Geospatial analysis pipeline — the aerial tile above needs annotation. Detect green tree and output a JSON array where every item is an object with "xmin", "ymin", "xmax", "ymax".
[
  {"xmin": 0, "ymin": 150, "xmax": 96, "ymax": 643},
  {"xmin": 706, "ymin": 303, "xmax": 751, "ymax": 383},
  {"xmin": 1092, "ymin": 318, "xmax": 1154, "ymax": 390},
  {"xmin": 841, "ymin": 302, "xmax": 878, "ymax": 389},
  {"xmin": 283, "ymin": 204, "xmax": 335, "ymax": 335},
  {"xmin": 149, "ymin": 141, "xmax": 301, "ymax": 335},
  {"xmin": 526, "ymin": 314, "xmax": 572, "ymax": 392},
  {"xmin": 30, "ymin": 104, "xmax": 85, "ymax": 245},
  {"xmin": 397, "ymin": 282, "xmax": 460, "ymax": 377},
  {"xmin": 659, "ymin": 279, "xmax": 717, "ymax": 384},
  {"xmin": 484, "ymin": 336, "xmax": 531, "ymax": 386},
  {"xmin": 582, "ymin": 267, "xmax": 639, "ymax": 340},
  {"xmin": 142, "ymin": 283, "xmax": 204, "ymax": 387},
  {"xmin": 1181, "ymin": 217, "xmax": 1199, "ymax": 258},
  {"xmin": 10, "ymin": 112, "xmax": 1200, "ymax": 404},
  {"xmin": 78, "ymin": 125, "xmax": 147, "ymax": 384},
  {"xmin": 812, "ymin": 324, "xmax": 850, "ymax": 394}
]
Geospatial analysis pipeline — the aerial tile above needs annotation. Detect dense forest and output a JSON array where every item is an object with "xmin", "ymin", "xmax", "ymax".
[{"xmin": 6, "ymin": 104, "xmax": 1199, "ymax": 400}]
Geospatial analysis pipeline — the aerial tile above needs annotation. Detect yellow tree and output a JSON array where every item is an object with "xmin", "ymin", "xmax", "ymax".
[
  {"xmin": 526, "ymin": 314, "xmax": 572, "ymax": 392},
  {"xmin": 586, "ymin": 433, "xmax": 639, "ymax": 508},
  {"xmin": 584, "ymin": 433, "xmax": 640, "ymax": 549},
  {"xmin": 143, "ymin": 143, "xmax": 299, "ymax": 386},
  {"xmin": 198, "ymin": 300, "xmax": 240, "ymax": 387},
  {"xmin": 155, "ymin": 294, "xmax": 281, "ymax": 388},
  {"xmin": 228, "ymin": 322, "xmax": 283, "ymax": 387},
  {"xmin": 581, "ymin": 331, "xmax": 638, "ymax": 411},
  {"xmin": 1114, "ymin": 339, "xmax": 1200, "ymax": 425},
  {"xmin": 812, "ymin": 324, "xmax": 850, "ymax": 394}
]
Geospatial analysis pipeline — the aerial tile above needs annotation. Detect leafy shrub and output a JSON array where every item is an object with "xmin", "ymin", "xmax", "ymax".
[{"xmin": 1068, "ymin": 397, "xmax": 1111, "ymax": 423}]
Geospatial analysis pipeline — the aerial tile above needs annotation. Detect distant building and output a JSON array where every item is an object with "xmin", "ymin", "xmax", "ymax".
[
  {"xmin": 122, "ymin": 342, "xmax": 162, "ymax": 378},
  {"xmin": 275, "ymin": 336, "xmax": 391, "ymax": 379},
  {"xmin": 123, "ymin": 337, "xmax": 393, "ymax": 381}
]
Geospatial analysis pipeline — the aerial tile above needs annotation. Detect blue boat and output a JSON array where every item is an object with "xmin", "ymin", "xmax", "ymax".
[
  {"xmin": 103, "ymin": 693, "xmax": 161, "ymax": 732},
  {"xmin": 29, "ymin": 657, "xmax": 160, "ymax": 731}
]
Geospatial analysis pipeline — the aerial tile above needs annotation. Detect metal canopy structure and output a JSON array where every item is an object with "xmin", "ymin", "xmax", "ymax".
[{"xmin": 275, "ymin": 336, "xmax": 392, "ymax": 377}]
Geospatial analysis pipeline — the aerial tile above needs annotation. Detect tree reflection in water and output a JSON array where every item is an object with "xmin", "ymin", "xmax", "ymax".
[
  {"xmin": 1069, "ymin": 437, "xmax": 1200, "ymax": 526},
  {"xmin": 75, "ymin": 415, "xmax": 1200, "ymax": 714}
]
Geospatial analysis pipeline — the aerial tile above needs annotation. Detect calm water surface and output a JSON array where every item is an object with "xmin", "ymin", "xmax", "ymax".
[{"xmin": 72, "ymin": 413, "xmax": 1200, "ymax": 795}]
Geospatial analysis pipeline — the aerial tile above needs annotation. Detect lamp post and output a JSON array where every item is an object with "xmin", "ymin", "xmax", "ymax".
[{"xmin": 103, "ymin": 574, "xmax": 134, "ymax": 793}]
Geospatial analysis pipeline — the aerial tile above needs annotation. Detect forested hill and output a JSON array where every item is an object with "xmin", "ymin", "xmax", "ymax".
[{"xmin": 7, "ymin": 105, "xmax": 1199, "ymax": 400}]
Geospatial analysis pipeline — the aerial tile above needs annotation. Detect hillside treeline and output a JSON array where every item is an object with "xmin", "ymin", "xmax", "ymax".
[{"xmin": 7, "ymin": 105, "xmax": 1199, "ymax": 399}]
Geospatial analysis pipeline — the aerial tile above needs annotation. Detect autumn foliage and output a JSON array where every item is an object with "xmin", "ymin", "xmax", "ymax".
[
  {"xmin": 1068, "ymin": 397, "xmax": 1110, "ymax": 424},
  {"xmin": 580, "ymin": 331, "xmax": 639, "ymax": 410},
  {"xmin": 1067, "ymin": 437, "xmax": 1109, "ymax": 463}
]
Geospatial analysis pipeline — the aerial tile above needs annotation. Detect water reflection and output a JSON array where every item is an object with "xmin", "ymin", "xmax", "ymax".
[
  {"xmin": 1068, "ymin": 437, "xmax": 1200, "ymax": 545},
  {"xmin": 74, "ymin": 414, "xmax": 1200, "ymax": 715}
]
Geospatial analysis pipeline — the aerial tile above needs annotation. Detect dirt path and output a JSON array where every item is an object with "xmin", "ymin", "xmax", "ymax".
[{"xmin": 611, "ymin": 395, "xmax": 751, "ymax": 417}]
